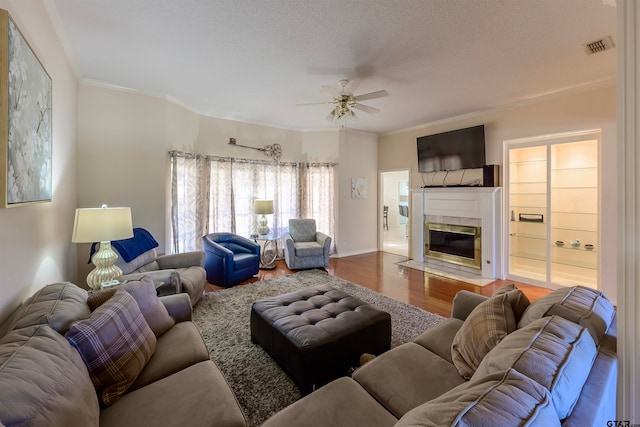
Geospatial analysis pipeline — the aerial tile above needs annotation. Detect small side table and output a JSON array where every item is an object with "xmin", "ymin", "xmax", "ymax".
[
  {"xmin": 250, "ymin": 232, "xmax": 279, "ymax": 269},
  {"xmin": 106, "ymin": 279, "xmax": 177, "ymax": 297}
]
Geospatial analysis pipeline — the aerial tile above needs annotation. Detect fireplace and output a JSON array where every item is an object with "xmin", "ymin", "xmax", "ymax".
[
  {"xmin": 424, "ymin": 222, "xmax": 481, "ymax": 269},
  {"xmin": 410, "ymin": 187, "xmax": 501, "ymax": 281}
]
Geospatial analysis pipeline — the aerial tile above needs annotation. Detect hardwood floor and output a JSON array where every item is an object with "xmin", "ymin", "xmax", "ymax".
[{"xmin": 206, "ymin": 252, "xmax": 552, "ymax": 317}]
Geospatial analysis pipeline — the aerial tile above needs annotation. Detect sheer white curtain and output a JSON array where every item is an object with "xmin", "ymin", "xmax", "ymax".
[
  {"xmin": 207, "ymin": 156, "xmax": 233, "ymax": 233},
  {"xmin": 170, "ymin": 152, "xmax": 206, "ymax": 253},
  {"xmin": 300, "ymin": 163, "xmax": 335, "ymax": 250},
  {"xmin": 169, "ymin": 151, "xmax": 337, "ymax": 254}
]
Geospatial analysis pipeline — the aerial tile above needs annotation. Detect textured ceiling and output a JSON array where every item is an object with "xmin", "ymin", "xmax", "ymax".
[{"xmin": 50, "ymin": 0, "xmax": 616, "ymax": 134}]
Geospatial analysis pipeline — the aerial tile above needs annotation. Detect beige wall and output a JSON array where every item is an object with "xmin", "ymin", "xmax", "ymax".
[
  {"xmin": 379, "ymin": 83, "xmax": 617, "ymax": 300},
  {"xmin": 75, "ymin": 85, "xmax": 377, "ymax": 283},
  {"xmin": 0, "ymin": 0, "xmax": 78, "ymax": 324},
  {"xmin": 76, "ymin": 85, "xmax": 172, "ymax": 285},
  {"xmin": 337, "ymin": 129, "xmax": 379, "ymax": 256}
]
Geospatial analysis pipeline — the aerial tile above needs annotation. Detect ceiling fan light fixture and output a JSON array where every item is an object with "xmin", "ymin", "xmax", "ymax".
[{"xmin": 299, "ymin": 80, "xmax": 387, "ymax": 125}]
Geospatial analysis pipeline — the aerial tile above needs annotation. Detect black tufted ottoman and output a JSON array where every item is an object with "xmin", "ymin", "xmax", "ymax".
[{"xmin": 250, "ymin": 283, "xmax": 391, "ymax": 394}]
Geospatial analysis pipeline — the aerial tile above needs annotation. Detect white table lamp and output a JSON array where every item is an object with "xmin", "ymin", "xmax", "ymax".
[
  {"xmin": 72, "ymin": 205, "xmax": 133, "ymax": 290},
  {"xmin": 254, "ymin": 199, "xmax": 274, "ymax": 236}
]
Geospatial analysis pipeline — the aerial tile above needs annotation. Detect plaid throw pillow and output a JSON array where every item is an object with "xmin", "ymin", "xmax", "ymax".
[
  {"xmin": 66, "ymin": 288, "xmax": 156, "ymax": 406},
  {"xmin": 87, "ymin": 276, "xmax": 175, "ymax": 336},
  {"xmin": 451, "ymin": 293, "xmax": 516, "ymax": 379}
]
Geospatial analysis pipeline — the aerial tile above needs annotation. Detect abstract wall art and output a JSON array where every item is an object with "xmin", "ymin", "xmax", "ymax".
[
  {"xmin": 351, "ymin": 177, "xmax": 367, "ymax": 199},
  {"xmin": 0, "ymin": 9, "xmax": 52, "ymax": 207}
]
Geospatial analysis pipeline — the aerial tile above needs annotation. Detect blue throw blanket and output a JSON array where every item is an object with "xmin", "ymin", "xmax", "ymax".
[{"xmin": 89, "ymin": 227, "xmax": 159, "ymax": 263}]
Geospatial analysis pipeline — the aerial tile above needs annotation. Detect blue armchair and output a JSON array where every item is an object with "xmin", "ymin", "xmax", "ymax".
[{"xmin": 202, "ymin": 232, "xmax": 260, "ymax": 287}]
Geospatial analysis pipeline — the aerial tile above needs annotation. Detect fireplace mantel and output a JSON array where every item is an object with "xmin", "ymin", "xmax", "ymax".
[{"xmin": 410, "ymin": 187, "xmax": 502, "ymax": 280}]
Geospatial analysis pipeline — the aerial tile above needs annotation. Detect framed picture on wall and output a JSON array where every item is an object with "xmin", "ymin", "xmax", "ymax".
[
  {"xmin": 0, "ymin": 9, "xmax": 52, "ymax": 208},
  {"xmin": 351, "ymin": 177, "xmax": 367, "ymax": 199}
]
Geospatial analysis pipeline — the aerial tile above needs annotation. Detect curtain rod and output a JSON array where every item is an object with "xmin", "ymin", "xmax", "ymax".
[{"xmin": 169, "ymin": 150, "xmax": 337, "ymax": 167}]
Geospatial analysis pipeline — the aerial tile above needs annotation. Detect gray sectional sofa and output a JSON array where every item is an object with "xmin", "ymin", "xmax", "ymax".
[
  {"xmin": 0, "ymin": 280, "xmax": 246, "ymax": 427},
  {"xmin": 262, "ymin": 285, "xmax": 617, "ymax": 427},
  {"xmin": 0, "ymin": 278, "xmax": 616, "ymax": 427}
]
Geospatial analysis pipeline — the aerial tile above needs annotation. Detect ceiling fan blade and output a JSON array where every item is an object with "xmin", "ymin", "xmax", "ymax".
[
  {"xmin": 352, "ymin": 103, "xmax": 379, "ymax": 114},
  {"xmin": 354, "ymin": 90, "xmax": 389, "ymax": 102},
  {"xmin": 296, "ymin": 101, "xmax": 331, "ymax": 107}
]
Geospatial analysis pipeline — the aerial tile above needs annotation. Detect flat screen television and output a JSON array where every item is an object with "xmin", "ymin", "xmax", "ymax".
[{"xmin": 417, "ymin": 125, "xmax": 486, "ymax": 173}]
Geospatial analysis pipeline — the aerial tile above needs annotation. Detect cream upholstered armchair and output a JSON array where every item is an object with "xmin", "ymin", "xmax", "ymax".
[
  {"xmin": 109, "ymin": 228, "xmax": 206, "ymax": 306},
  {"xmin": 283, "ymin": 219, "xmax": 332, "ymax": 270}
]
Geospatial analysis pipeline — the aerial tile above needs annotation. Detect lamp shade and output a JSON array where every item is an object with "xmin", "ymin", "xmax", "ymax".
[
  {"xmin": 253, "ymin": 199, "xmax": 274, "ymax": 215},
  {"xmin": 72, "ymin": 206, "xmax": 133, "ymax": 243}
]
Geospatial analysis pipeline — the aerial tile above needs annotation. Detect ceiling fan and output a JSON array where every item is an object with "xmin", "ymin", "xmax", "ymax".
[{"xmin": 297, "ymin": 80, "xmax": 388, "ymax": 122}]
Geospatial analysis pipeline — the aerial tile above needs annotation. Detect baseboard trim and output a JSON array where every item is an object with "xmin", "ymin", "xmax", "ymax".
[{"xmin": 332, "ymin": 248, "xmax": 379, "ymax": 258}]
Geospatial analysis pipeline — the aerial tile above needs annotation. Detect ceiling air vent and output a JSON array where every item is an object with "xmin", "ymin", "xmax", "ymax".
[{"xmin": 584, "ymin": 36, "xmax": 615, "ymax": 55}]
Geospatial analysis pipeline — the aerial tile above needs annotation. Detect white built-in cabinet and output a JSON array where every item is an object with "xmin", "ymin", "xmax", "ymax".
[{"xmin": 506, "ymin": 131, "xmax": 599, "ymax": 289}]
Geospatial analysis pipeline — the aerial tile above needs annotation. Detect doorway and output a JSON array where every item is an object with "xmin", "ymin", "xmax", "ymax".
[{"xmin": 380, "ymin": 169, "xmax": 410, "ymax": 257}]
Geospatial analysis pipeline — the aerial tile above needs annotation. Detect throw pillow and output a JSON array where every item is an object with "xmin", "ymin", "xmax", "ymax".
[
  {"xmin": 66, "ymin": 288, "xmax": 156, "ymax": 407},
  {"xmin": 451, "ymin": 293, "xmax": 516, "ymax": 379},
  {"xmin": 87, "ymin": 276, "xmax": 175, "ymax": 336},
  {"xmin": 492, "ymin": 283, "xmax": 518, "ymax": 295},
  {"xmin": 492, "ymin": 284, "xmax": 531, "ymax": 324}
]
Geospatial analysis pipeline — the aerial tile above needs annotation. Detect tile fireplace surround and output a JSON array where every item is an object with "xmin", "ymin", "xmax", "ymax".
[{"xmin": 405, "ymin": 187, "xmax": 502, "ymax": 285}]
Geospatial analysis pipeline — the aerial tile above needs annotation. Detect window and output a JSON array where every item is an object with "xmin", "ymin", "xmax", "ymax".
[{"xmin": 169, "ymin": 151, "xmax": 336, "ymax": 254}]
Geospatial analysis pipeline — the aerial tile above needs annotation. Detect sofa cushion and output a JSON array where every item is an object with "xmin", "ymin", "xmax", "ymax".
[
  {"xmin": 87, "ymin": 276, "xmax": 175, "ymax": 336},
  {"xmin": 66, "ymin": 289, "xmax": 156, "ymax": 406},
  {"xmin": 176, "ymin": 266, "xmax": 206, "ymax": 306},
  {"xmin": 294, "ymin": 241, "xmax": 324, "ymax": 257},
  {"xmin": 413, "ymin": 318, "xmax": 464, "ymax": 364},
  {"xmin": 563, "ymin": 333, "xmax": 618, "ymax": 427},
  {"xmin": 473, "ymin": 315, "xmax": 597, "ymax": 420},
  {"xmin": 136, "ymin": 260, "xmax": 161, "ymax": 273},
  {"xmin": 5, "ymin": 282, "xmax": 90, "ymax": 334},
  {"xmin": 396, "ymin": 369, "xmax": 560, "ymax": 427},
  {"xmin": 159, "ymin": 293, "xmax": 193, "ymax": 323},
  {"xmin": 0, "ymin": 325, "xmax": 99, "ymax": 426},
  {"xmin": 353, "ymin": 342, "xmax": 466, "ymax": 418},
  {"xmin": 262, "ymin": 377, "xmax": 398, "ymax": 427},
  {"xmin": 451, "ymin": 293, "xmax": 516, "ymax": 379},
  {"xmin": 99, "ymin": 361, "xmax": 247, "ymax": 427},
  {"xmin": 130, "ymin": 321, "xmax": 210, "ymax": 391},
  {"xmin": 518, "ymin": 285, "xmax": 615, "ymax": 343}
]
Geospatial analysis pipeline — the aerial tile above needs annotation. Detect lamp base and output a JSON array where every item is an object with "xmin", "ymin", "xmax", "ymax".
[
  {"xmin": 257, "ymin": 214, "xmax": 270, "ymax": 236},
  {"xmin": 87, "ymin": 241, "xmax": 123, "ymax": 290}
]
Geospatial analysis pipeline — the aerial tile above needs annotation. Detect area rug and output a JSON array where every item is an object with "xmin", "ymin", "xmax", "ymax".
[{"xmin": 192, "ymin": 269, "xmax": 445, "ymax": 427}]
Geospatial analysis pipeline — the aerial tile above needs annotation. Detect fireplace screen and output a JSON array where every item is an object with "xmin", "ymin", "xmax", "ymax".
[{"xmin": 425, "ymin": 222, "xmax": 481, "ymax": 269}]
